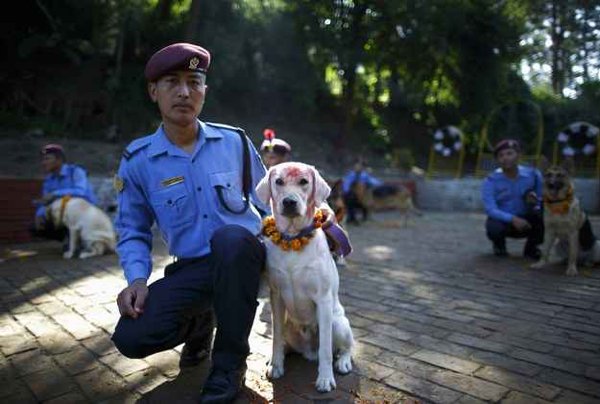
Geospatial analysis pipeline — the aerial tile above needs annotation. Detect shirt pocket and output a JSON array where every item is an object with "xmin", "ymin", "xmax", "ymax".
[
  {"xmin": 209, "ymin": 171, "xmax": 247, "ymax": 214},
  {"xmin": 150, "ymin": 185, "xmax": 194, "ymax": 227}
]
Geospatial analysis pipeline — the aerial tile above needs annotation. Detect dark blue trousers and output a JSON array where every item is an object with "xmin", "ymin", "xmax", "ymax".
[
  {"xmin": 112, "ymin": 225, "xmax": 265, "ymax": 371},
  {"xmin": 486, "ymin": 212, "xmax": 544, "ymax": 251}
]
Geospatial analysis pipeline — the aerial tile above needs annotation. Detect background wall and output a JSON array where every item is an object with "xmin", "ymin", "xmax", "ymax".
[{"xmin": 416, "ymin": 178, "xmax": 599, "ymax": 213}]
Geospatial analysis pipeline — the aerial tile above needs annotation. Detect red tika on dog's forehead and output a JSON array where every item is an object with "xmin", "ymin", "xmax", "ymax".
[{"xmin": 281, "ymin": 165, "xmax": 307, "ymax": 179}]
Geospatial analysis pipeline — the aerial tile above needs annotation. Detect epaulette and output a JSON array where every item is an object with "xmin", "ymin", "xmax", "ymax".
[
  {"xmin": 68, "ymin": 163, "xmax": 87, "ymax": 174},
  {"xmin": 205, "ymin": 121, "xmax": 245, "ymax": 135},
  {"xmin": 122, "ymin": 137, "xmax": 152, "ymax": 160}
]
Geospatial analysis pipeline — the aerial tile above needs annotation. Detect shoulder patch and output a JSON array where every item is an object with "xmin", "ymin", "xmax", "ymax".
[{"xmin": 122, "ymin": 137, "xmax": 152, "ymax": 160}]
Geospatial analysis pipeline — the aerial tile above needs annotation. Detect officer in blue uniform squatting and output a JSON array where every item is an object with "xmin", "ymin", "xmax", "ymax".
[
  {"xmin": 341, "ymin": 158, "xmax": 383, "ymax": 225},
  {"xmin": 110, "ymin": 43, "xmax": 268, "ymax": 403},
  {"xmin": 481, "ymin": 139, "xmax": 544, "ymax": 259},
  {"xmin": 32, "ymin": 143, "xmax": 98, "ymax": 242}
]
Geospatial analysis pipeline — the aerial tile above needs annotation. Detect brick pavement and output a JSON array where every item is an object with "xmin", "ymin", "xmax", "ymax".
[{"xmin": 1, "ymin": 212, "xmax": 600, "ymax": 403}]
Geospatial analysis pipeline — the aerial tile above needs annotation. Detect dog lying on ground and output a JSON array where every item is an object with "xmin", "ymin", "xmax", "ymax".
[
  {"xmin": 47, "ymin": 196, "xmax": 116, "ymax": 259},
  {"xmin": 256, "ymin": 162, "xmax": 354, "ymax": 392},
  {"xmin": 530, "ymin": 163, "xmax": 600, "ymax": 275}
]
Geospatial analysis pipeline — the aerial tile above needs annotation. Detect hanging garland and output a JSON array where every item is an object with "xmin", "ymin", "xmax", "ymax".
[
  {"xmin": 433, "ymin": 126, "xmax": 463, "ymax": 157},
  {"xmin": 557, "ymin": 121, "xmax": 599, "ymax": 157}
]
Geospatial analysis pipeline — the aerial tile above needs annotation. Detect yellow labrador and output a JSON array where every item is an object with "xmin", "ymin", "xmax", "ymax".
[
  {"xmin": 256, "ymin": 162, "xmax": 354, "ymax": 393},
  {"xmin": 47, "ymin": 196, "xmax": 116, "ymax": 259}
]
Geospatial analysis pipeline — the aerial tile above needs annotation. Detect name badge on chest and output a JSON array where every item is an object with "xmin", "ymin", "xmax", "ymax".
[{"xmin": 161, "ymin": 176, "xmax": 184, "ymax": 188}]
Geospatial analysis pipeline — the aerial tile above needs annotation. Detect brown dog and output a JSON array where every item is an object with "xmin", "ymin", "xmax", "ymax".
[
  {"xmin": 327, "ymin": 179, "xmax": 346, "ymax": 225},
  {"xmin": 369, "ymin": 184, "xmax": 422, "ymax": 225},
  {"xmin": 531, "ymin": 161, "xmax": 600, "ymax": 275}
]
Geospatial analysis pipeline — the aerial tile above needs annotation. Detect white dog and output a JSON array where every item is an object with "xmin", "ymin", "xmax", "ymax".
[
  {"xmin": 256, "ymin": 162, "xmax": 354, "ymax": 393},
  {"xmin": 47, "ymin": 196, "xmax": 116, "ymax": 259}
]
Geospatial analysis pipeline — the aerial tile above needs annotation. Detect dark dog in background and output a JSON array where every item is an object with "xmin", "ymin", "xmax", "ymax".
[
  {"xmin": 327, "ymin": 179, "xmax": 347, "ymax": 225},
  {"xmin": 344, "ymin": 181, "xmax": 370, "ymax": 224}
]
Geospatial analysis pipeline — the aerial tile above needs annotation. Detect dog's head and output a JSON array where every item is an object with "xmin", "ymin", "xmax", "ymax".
[
  {"xmin": 256, "ymin": 162, "xmax": 331, "ymax": 230},
  {"xmin": 541, "ymin": 161, "xmax": 573, "ymax": 200}
]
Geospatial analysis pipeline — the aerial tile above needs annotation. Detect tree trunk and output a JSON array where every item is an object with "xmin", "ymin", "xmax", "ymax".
[
  {"xmin": 550, "ymin": 0, "xmax": 566, "ymax": 96},
  {"xmin": 338, "ymin": 3, "xmax": 368, "ymax": 150},
  {"xmin": 185, "ymin": 0, "xmax": 202, "ymax": 41},
  {"xmin": 156, "ymin": 0, "xmax": 174, "ymax": 22}
]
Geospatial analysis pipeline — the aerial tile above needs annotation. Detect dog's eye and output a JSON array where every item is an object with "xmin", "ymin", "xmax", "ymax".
[
  {"xmin": 275, "ymin": 178, "xmax": 284, "ymax": 186},
  {"xmin": 298, "ymin": 178, "xmax": 309, "ymax": 186}
]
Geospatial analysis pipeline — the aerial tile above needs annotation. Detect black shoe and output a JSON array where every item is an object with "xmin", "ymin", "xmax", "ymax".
[
  {"xmin": 199, "ymin": 365, "xmax": 247, "ymax": 404},
  {"xmin": 493, "ymin": 245, "xmax": 508, "ymax": 257},
  {"xmin": 523, "ymin": 247, "xmax": 541, "ymax": 260},
  {"xmin": 179, "ymin": 342, "xmax": 211, "ymax": 368}
]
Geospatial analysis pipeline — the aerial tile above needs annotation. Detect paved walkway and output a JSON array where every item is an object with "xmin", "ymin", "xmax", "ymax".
[{"xmin": 1, "ymin": 212, "xmax": 600, "ymax": 403}]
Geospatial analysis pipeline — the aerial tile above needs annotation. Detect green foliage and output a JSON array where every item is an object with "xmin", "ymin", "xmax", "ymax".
[
  {"xmin": 0, "ymin": 0, "xmax": 598, "ymax": 170},
  {"xmin": 391, "ymin": 148, "xmax": 415, "ymax": 172}
]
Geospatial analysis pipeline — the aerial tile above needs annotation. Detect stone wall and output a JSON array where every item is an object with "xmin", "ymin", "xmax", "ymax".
[{"xmin": 415, "ymin": 177, "xmax": 599, "ymax": 213}]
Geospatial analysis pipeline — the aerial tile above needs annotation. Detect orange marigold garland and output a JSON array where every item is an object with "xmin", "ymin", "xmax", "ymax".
[
  {"xmin": 543, "ymin": 186, "xmax": 574, "ymax": 215},
  {"xmin": 262, "ymin": 209, "xmax": 326, "ymax": 251}
]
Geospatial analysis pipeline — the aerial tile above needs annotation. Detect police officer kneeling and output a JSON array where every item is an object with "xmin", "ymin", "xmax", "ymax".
[{"xmin": 111, "ymin": 43, "xmax": 268, "ymax": 403}]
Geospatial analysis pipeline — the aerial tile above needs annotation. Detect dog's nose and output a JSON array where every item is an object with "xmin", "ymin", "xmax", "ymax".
[{"xmin": 282, "ymin": 198, "xmax": 297, "ymax": 209}]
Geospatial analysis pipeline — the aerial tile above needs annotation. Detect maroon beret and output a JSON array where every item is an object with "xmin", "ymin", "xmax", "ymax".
[
  {"xmin": 41, "ymin": 143, "xmax": 65, "ymax": 158},
  {"xmin": 145, "ymin": 43, "xmax": 211, "ymax": 82},
  {"xmin": 493, "ymin": 139, "xmax": 520, "ymax": 157}
]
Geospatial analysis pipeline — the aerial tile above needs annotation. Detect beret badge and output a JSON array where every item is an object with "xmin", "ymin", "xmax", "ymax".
[{"xmin": 189, "ymin": 57, "xmax": 200, "ymax": 70}]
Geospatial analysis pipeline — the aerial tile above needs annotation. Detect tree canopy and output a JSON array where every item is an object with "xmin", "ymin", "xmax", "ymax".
[{"xmin": 2, "ymin": 0, "xmax": 599, "ymax": 169}]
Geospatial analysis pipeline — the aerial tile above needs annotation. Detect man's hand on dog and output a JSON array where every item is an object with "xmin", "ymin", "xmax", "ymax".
[
  {"xmin": 512, "ymin": 216, "xmax": 531, "ymax": 231},
  {"xmin": 33, "ymin": 193, "xmax": 56, "ymax": 206},
  {"xmin": 117, "ymin": 279, "xmax": 148, "ymax": 319},
  {"xmin": 525, "ymin": 191, "xmax": 539, "ymax": 206}
]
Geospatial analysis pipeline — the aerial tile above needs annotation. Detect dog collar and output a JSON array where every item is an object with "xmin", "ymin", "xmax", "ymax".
[
  {"xmin": 262, "ymin": 209, "xmax": 327, "ymax": 251},
  {"xmin": 57, "ymin": 195, "xmax": 72, "ymax": 226},
  {"xmin": 543, "ymin": 186, "xmax": 574, "ymax": 215}
]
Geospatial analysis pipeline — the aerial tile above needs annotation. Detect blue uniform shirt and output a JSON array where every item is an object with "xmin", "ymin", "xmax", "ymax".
[
  {"xmin": 481, "ymin": 165, "xmax": 543, "ymax": 223},
  {"xmin": 115, "ymin": 121, "xmax": 268, "ymax": 285},
  {"xmin": 35, "ymin": 163, "xmax": 98, "ymax": 217},
  {"xmin": 341, "ymin": 170, "xmax": 383, "ymax": 194}
]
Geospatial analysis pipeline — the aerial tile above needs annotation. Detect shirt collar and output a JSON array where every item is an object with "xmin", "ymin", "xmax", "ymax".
[
  {"xmin": 147, "ymin": 120, "xmax": 221, "ymax": 158},
  {"xmin": 49, "ymin": 164, "xmax": 69, "ymax": 179},
  {"xmin": 495, "ymin": 165, "xmax": 528, "ymax": 179}
]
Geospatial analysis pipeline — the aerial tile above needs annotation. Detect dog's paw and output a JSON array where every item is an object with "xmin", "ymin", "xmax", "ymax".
[
  {"xmin": 266, "ymin": 362, "xmax": 284, "ymax": 379},
  {"xmin": 79, "ymin": 252, "xmax": 95, "ymax": 259},
  {"xmin": 530, "ymin": 261, "xmax": 545, "ymax": 269},
  {"xmin": 566, "ymin": 266, "xmax": 578, "ymax": 276},
  {"xmin": 315, "ymin": 373, "xmax": 336, "ymax": 392},
  {"xmin": 63, "ymin": 251, "xmax": 74, "ymax": 259},
  {"xmin": 335, "ymin": 354, "xmax": 352, "ymax": 374}
]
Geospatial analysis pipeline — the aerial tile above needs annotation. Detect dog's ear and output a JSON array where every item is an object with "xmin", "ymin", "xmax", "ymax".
[
  {"xmin": 329, "ymin": 179, "xmax": 343, "ymax": 197},
  {"xmin": 312, "ymin": 166, "xmax": 331, "ymax": 205},
  {"xmin": 560, "ymin": 157, "xmax": 575, "ymax": 175},
  {"xmin": 255, "ymin": 168, "xmax": 272, "ymax": 205},
  {"xmin": 537, "ymin": 155, "xmax": 551, "ymax": 173}
]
